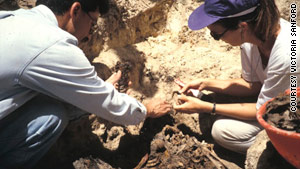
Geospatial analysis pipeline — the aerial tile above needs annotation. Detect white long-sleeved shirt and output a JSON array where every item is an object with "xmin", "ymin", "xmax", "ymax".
[{"xmin": 0, "ymin": 5, "xmax": 147, "ymax": 125}]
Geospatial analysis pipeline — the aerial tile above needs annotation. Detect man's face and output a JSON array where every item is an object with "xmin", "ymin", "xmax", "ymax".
[{"xmin": 72, "ymin": 10, "xmax": 99, "ymax": 42}]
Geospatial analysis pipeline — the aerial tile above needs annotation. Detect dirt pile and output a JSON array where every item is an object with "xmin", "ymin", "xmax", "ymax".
[{"xmin": 263, "ymin": 94, "xmax": 300, "ymax": 133}]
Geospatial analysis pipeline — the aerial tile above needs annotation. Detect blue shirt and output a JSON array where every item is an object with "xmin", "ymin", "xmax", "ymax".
[{"xmin": 0, "ymin": 5, "xmax": 147, "ymax": 125}]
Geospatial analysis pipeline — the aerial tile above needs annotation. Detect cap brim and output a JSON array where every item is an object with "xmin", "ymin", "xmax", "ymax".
[{"xmin": 188, "ymin": 4, "xmax": 220, "ymax": 30}]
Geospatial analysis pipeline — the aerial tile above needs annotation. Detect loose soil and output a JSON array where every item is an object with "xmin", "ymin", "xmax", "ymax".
[{"xmin": 263, "ymin": 93, "xmax": 300, "ymax": 133}]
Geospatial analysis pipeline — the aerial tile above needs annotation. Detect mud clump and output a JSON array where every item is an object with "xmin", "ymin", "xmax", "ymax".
[
  {"xmin": 263, "ymin": 94, "xmax": 300, "ymax": 133},
  {"xmin": 112, "ymin": 61, "xmax": 133, "ymax": 93}
]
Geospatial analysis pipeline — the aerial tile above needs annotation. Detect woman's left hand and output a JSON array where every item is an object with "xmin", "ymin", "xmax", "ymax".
[{"xmin": 173, "ymin": 94, "xmax": 211, "ymax": 114}]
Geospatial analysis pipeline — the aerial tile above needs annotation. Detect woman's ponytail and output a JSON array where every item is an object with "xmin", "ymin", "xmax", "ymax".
[{"xmin": 252, "ymin": 0, "xmax": 280, "ymax": 41}]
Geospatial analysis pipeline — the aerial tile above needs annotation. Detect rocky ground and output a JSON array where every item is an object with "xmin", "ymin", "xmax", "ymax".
[{"xmin": 1, "ymin": 0, "xmax": 299, "ymax": 168}]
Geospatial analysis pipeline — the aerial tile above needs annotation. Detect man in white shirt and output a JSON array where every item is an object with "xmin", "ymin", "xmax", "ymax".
[{"xmin": 0, "ymin": 0, "xmax": 172, "ymax": 168}]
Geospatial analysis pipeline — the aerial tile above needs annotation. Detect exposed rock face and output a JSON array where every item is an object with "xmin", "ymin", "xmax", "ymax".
[
  {"xmin": 0, "ymin": 0, "xmax": 35, "ymax": 10},
  {"xmin": 0, "ymin": 0, "xmax": 19, "ymax": 10},
  {"xmin": 79, "ymin": 0, "xmax": 175, "ymax": 61}
]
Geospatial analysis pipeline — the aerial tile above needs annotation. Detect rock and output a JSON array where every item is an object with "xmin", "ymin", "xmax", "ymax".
[
  {"xmin": 0, "ymin": 0, "xmax": 19, "ymax": 10},
  {"xmin": 91, "ymin": 62, "xmax": 112, "ymax": 80},
  {"xmin": 245, "ymin": 130, "xmax": 269, "ymax": 169},
  {"xmin": 0, "ymin": 0, "xmax": 36, "ymax": 10},
  {"xmin": 245, "ymin": 130, "xmax": 296, "ymax": 169},
  {"xmin": 73, "ymin": 157, "xmax": 114, "ymax": 169},
  {"xmin": 18, "ymin": 0, "xmax": 36, "ymax": 9}
]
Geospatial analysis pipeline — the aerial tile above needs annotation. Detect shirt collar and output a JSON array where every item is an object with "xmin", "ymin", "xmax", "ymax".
[{"xmin": 32, "ymin": 5, "xmax": 58, "ymax": 27}]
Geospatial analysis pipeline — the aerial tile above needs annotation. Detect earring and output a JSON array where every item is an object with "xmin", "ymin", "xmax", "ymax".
[{"xmin": 241, "ymin": 29, "xmax": 244, "ymax": 43}]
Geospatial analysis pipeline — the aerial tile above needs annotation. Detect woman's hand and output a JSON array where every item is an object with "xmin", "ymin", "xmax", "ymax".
[
  {"xmin": 178, "ymin": 79, "xmax": 208, "ymax": 95},
  {"xmin": 173, "ymin": 94, "xmax": 212, "ymax": 114},
  {"xmin": 145, "ymin": 99, "xmax": 173, "ymax": 118}
]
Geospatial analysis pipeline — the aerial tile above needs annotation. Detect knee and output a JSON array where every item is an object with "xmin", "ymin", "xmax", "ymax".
[
  {"xmin": 211, "ymin": 119, "xmax": 230, "ymax": 145},
  {"xmin": 33, "ymin": 101, "xmax": 69, "ymax": 136},
  {"xmin": 25, "ymin": 101, "xmax": 69, "ymax": 162},
  {"xmin": 211, "ymin": 119, "xmax": 256, "ymax": 154},
  {"xmin": 0, "ymin": 97, "xmax": 70, "ymax": 168},
  {"xmin": 24, "ymin": 97, "xmax": 69, "ymax": 146},
  {"xmin": 211, "ymin": 119, "xmax": 245, "ymax": 153},
  {"xmin": 46, "ymin": 110, "xmax": 68, "ymax": 135}
]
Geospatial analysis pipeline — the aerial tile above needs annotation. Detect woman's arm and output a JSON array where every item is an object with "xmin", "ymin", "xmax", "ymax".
[
  {"xmin": 203, "ymin": 78, "xmax": 262, "ymax": 97},
  {"xmin": 214, "ymin": 102, "xmax": 257, "ymax": 120},
  {"xmin": 179, "ymin": 78, "xmax": 262, "ymax": 97},
  {"xmin": 173, "ymin": 95, "xmax": 257, "ymax": 120}
]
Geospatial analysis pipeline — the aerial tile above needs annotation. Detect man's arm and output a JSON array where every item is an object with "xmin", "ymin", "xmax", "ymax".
[{"xmin": 19, "ymin": 40, "xmax": 149, "ymax": 125}]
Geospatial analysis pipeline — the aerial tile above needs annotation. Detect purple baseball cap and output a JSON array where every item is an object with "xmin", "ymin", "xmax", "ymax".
[{"xmin": 188, "ymin": 0, "xmax": 260, "ymax": 30}]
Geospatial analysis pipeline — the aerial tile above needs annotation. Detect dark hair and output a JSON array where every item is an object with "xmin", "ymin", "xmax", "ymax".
[
  {"xmin": 36, "ymin": 0, "xmax": 110, "ymax": 15},
  {"xmin": 216, "ymin": 0, "xmax": 280, "ymax": 42}
]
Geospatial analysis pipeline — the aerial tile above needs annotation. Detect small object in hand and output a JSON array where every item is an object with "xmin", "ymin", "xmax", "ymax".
[
  {"xmin": 172, "ymin": 91, "xmax": 183, "ymax": 105},
  {"xmin": 172, "ymin": 91, "xmax": 181, "ymax": 98},
  {"xmin": 174, "ymin": 79, "xmax": 204, "ymax": 99}
]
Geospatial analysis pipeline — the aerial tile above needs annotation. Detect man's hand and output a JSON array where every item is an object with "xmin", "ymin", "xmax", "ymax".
[
  {"xmin": 105, "ymin": 70, "xmax": 132, "ymax": 94},
  {"xmin": 145, "ymin": 98, "xmax": 172, "ymax": 118},
  {"xmin": 106, "ymin": 70, "xmax": 122, "ymax": 87}
]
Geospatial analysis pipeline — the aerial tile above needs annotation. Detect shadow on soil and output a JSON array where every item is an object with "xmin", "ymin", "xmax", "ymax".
[{"xmin": 34, "ymin": 93, "xmax": 255, "ymax": 169}]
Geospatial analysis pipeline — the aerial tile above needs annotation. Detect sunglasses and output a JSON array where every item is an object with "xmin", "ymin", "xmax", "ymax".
[{"xmin": 210, "ymin": 28, "xmax": 229, "ymax": 40}]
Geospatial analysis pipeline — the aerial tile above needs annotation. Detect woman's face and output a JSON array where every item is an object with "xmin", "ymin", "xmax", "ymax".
[{"xmin": 207, "ymin": 23, "xmax": 242, "ymax": 46}]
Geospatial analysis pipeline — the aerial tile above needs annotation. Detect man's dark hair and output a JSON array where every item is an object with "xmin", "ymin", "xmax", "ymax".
[{"xmin": 36, "ymin": 0, "xmax": 109, "ymax": 15}]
